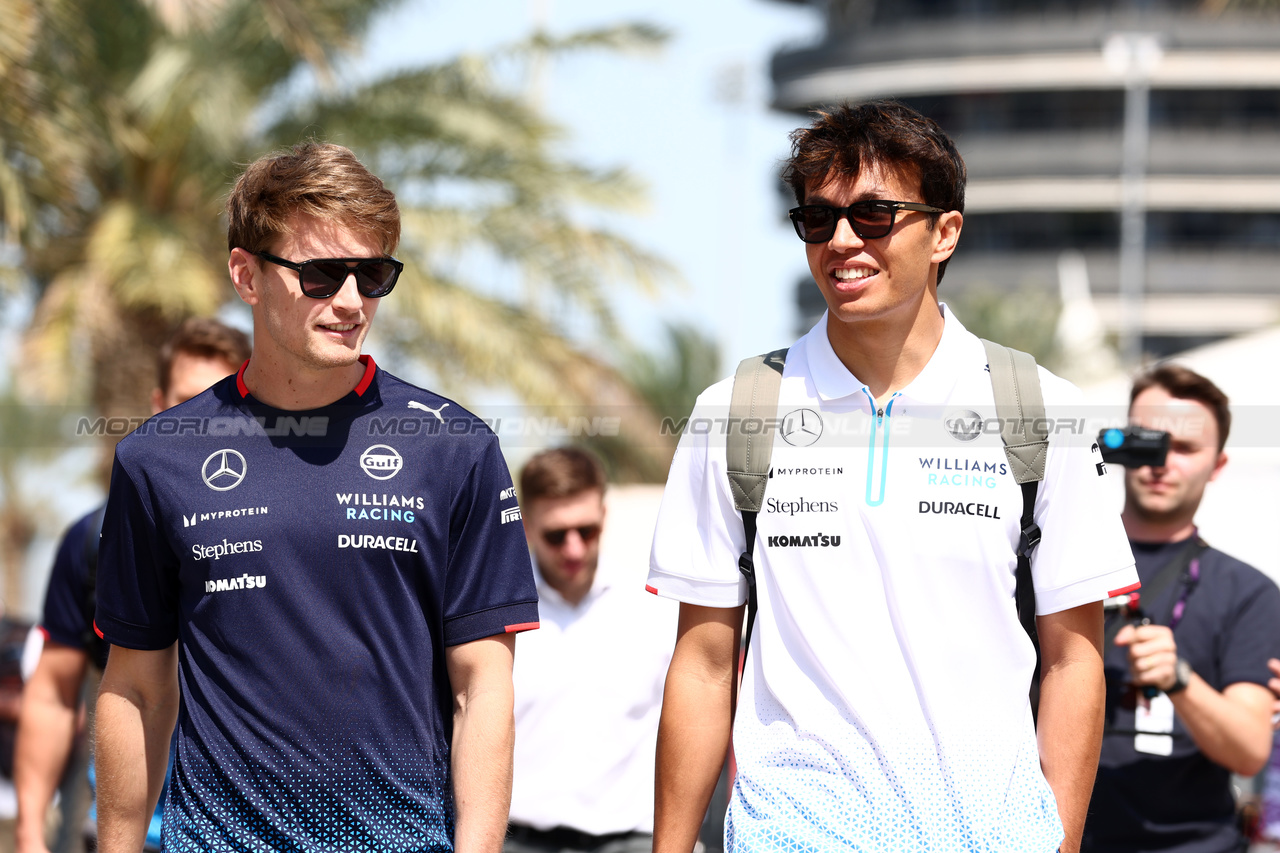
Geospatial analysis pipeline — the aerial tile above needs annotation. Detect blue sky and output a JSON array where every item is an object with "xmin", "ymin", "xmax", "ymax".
[{"xmin": 357, "ymin": 0, "xmax": 824, "ymax": 371}]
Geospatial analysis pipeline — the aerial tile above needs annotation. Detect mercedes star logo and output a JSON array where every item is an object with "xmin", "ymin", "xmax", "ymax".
[
  {"xmin": 202, "ymin": 449, "xmax": 248, "ymax": 491},
  {"xmin": 780, "ymin": 408, "xmax": 823, "ymax": 447}
]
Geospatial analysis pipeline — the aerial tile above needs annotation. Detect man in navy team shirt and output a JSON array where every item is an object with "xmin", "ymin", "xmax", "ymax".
[
  {"xmin": 93, "ymin": 142, "xmax": 539, "ymax": 853},
  {"xmin": 15, "ymin": 317, "xmax": 250, "ymax": 853}
]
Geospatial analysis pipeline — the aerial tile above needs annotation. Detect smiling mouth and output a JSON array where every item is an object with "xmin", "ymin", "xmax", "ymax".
[
  {"xmin": 833, "ymin": 268, "xmax": 877, "ymax": 281},
  {"xmin": 320, "ymin": 323, "xmax": 357, "ymax": 332}
]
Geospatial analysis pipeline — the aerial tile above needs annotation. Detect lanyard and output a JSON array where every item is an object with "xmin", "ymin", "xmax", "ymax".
[
  {"xmin": 1105, "ymin": 536, "xmax": 1208, "ymax": 640},
  {"xmin": 1167, "ymin": 555, "xmax": 1202, "ymax": 630}
]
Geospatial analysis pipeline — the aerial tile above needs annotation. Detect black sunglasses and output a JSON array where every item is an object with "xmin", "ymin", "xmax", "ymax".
[
  {"xmin": 788, "ymin": 200, "xmax": 945, "ymax": 243},
  {"xmin": 540, "ymin": 524, "xmax": 602, "ymax": 547},
  {"xmin": 254, "ymin": 251, "xmax": 404, "ymax": 299}
]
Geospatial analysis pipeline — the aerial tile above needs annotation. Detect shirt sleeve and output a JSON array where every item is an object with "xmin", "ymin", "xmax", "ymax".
[
  {"xmin": 1217, "ymin": 563, "xmax": 1280, "ymax": 689},
  {"xmin": 94, "ymin": 452, "xmax": 182, "ymax": 650},
  {"xmin": 40, "ymin": 509, "xmax": 98, "ymax": 651},
  {"xmin": 442, "ymin": 434, "xmax": 539, "ymax": 645},
  {"xmin": 647, "ymin": 381, "xmax": 749, "ymax": 608},
  {"xmin": 1030, "ymin": 372, "xmax": 1138, "ymax": 615}
]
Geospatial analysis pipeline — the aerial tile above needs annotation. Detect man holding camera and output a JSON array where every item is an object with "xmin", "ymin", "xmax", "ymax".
[{"xmin": 1083, "ymin": 364, "xmax": 1280, "ymax": 853}]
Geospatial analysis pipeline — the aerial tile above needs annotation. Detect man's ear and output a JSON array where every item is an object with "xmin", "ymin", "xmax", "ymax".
[
  {"xmin": 229, "ymin": 249, "xmax": 260, "ymax": 306},
  {"xmin": 930, "ymin": 210, "xmax": 963, "ymax": 264},
  {"xmin": 1209, "ymin": 450, "xmax": 1229, "ymax": 483}
]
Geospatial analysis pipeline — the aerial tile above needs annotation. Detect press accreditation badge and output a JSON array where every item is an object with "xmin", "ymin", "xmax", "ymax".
[{"xmin": 1134, "ymin": 693, "xmax": 1175, "ymax": 756}]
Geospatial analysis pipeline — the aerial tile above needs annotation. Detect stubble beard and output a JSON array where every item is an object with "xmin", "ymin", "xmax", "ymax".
[{"xmin": 1125, "ymin": 484, "xmax": 1194, "ymax": 530}]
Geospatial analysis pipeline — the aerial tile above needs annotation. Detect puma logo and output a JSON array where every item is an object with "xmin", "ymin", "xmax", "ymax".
[{"xmin": 408, "ymin": 400, "xmax": 449, "ymax": 423}]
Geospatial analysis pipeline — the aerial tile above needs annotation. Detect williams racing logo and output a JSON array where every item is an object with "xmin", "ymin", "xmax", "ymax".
[
  {"xmin": 766, "ymin": 532, "xmax": 841, "ymax": 548},
  {"xmin": 360, "ymin": 445, "xmax": 403, "ymax": 480},
  {"xmin": 336, "ymin": 493, "xmax": 422, "ymax": 524}
]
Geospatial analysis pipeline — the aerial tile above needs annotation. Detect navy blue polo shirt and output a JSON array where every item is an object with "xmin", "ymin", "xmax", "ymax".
[
  {"xmin": 95, "ymin": 356, "xmax": 539, "ymax": 852},
  {"xmin": 41, "ymin": 506, "xmax": 108, "ymax": 669},
  {"xmin": 1084, "ymin": 539, "xmax": 1280, "ymax": 853}
]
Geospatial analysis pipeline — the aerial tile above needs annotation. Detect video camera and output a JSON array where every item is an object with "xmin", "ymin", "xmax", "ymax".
[{"xmin": 1097, "ymin": 426, "xmax": 1170, "ymax": 468}]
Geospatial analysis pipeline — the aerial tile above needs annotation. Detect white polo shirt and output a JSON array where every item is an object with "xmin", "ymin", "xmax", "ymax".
[
  {"xmin": 510, "ymin": 571, "xmax": 676, "ymax": 835},
  {"xmin": 647, "ymin": 306, "xmax": 1137, "ymax": 853}
]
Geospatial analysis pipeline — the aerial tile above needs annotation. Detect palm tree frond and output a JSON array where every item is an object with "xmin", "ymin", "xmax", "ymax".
[
  {"xmin": 5, "ymin": 0, "xmax": 676, "ymax": 479},
  {"xmin": 522, "ymin": 22, "xmax": 669, "ymax": 57}
]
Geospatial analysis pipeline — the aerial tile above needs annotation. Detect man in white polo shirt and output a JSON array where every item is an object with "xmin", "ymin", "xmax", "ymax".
[
  {"xmin": 646, "ymin": 101, "xmax": 1138, "ymax": 853},
  {"xmin": 507, "ymin": 448, "xmax": 674, "ymax": 853}
]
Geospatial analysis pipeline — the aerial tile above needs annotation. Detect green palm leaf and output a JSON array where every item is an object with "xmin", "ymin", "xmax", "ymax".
[{"xmin": 2, "ymin": 0, "xmax": 677, "ymax": 483}]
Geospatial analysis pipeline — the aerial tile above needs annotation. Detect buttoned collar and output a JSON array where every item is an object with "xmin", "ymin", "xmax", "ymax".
[
  {"xmin": 802, "ymin": 313, "xmax": 867, "ymax": 403},
  {"xmin": 801, "ymin": 303, "xmax": 968, "ymax": 406}
]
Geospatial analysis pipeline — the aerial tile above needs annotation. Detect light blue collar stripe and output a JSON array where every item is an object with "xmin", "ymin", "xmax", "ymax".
[{"xmin": 861, "ymin": 390, "xmax": 900, "ymax": 507}]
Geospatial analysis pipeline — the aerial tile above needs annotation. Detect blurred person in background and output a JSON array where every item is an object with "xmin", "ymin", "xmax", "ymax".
[
  {"xmin": 0, "ymin": 597, "xmax": 39, "ymax": 853},
  {"xmin": 506, "ymin": 447, "xmax": 673, "ymax": 853},
  {"xmin": 1082, "ymin": 364, "xmax": 1280, "ymax": 853},
  {"xmin": 14, "ymin": 317, "xmax": 250, "ymax": 853},
  {"xmin": 1261, "ymin": 661, "xmax": 1280, "ymax": 847}
]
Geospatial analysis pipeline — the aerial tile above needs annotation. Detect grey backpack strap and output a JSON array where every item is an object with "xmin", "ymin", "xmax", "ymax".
[
  {"xmin": 981, "ymin": 339, "xmax": 1048, "ymax": 484},
  {"xmin": 727, "ymin": 349, "xmax": 788, "ymax": 511},
  {"xmin": 726, "ymin": 348, "xmax": 788, "ymax": 668},
  {"xmin": 981, "ymin": 338, "xmax": 1049, "ymax": 720}
]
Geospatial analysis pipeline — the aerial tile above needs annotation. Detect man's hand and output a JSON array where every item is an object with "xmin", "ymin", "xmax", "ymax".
[
  {"xmin": 1267, "ymin": 658, "xmax": 1280, "ymax": 729},
  {"xmin": 1114, "ymin": 623, "xmax": 1180, "ymax": 692},
  {"xmin": 1114, "ymin": 630, "xmax": 1271, "ymax": 775}
]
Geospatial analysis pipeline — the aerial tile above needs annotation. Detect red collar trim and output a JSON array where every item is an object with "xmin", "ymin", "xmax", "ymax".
[
  {"xmin": 235, "ymin": 355, "xmax": 377, "ymax": 400},
  {"xmin": 354, "ymin": 354, "xmax": 376, "ymax": 396},
  {"xmin": 235, "ymin": 359, "xmax": 251, "ymax": 399}
]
